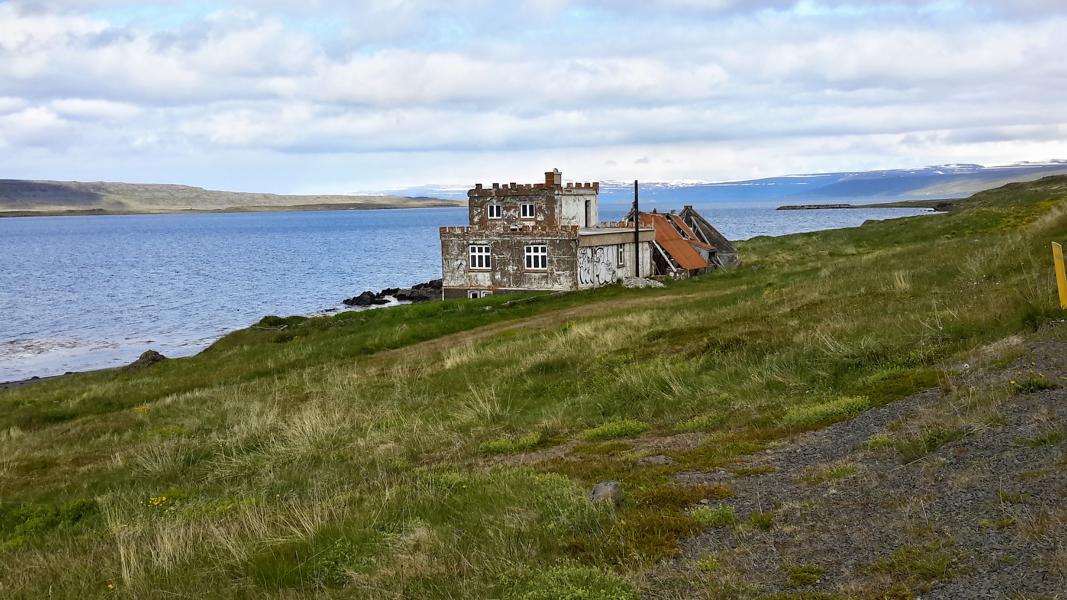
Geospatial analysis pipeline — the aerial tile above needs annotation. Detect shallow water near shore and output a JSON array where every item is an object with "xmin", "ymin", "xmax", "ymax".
[{"xmin": 0, "ymin": 204, "xmax": 930, "ymax": 381}]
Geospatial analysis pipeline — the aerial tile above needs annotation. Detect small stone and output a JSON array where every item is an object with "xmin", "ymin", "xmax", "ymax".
[
  {"xmin": 589, "ymin": 481, "xmax": 623, "ymax": 506},
  {"xmin": 638, "ymin": 455, "xmax": 674, "ymax": 466}
]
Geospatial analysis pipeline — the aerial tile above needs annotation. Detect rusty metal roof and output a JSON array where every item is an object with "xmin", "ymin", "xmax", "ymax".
[
  {"xmin": 639, "ymin": 213, "xmax": 710, "ymax": 271},
  {"xmin": 668, "ymin": 214, "xmax": 714, "ymax": 251}
]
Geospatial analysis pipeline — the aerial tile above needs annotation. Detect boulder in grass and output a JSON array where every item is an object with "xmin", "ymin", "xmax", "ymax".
[
  {"xmin": 126, "ymin": 350, "xmax": 167, "ymax": 370},
  {"xmin": 589, "ymin": 481, "xmax": 624, "ymax": 506}
]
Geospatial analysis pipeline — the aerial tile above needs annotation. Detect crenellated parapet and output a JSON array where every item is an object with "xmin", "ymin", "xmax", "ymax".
[
  {"xmin": 440, "ymin": 224, "xmax": 581, "ymax": 237},
  {"xmin": 467, "ymin": 177, "xmax": 599, "ymax": 199}
]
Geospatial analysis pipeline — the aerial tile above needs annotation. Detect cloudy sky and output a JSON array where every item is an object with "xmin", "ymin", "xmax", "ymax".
[{"xmin": 1, "ymin": 0, "xmax": 1066, "ymax": 193}]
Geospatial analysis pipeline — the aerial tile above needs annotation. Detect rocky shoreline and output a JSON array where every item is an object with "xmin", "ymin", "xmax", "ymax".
[
  {"xmin": 1, "ymin": 281, "xmax": 446, "ymax": 390},
  {"xmin": 342, "ymin": 279, "xmax": 442, "ymax": 307}
]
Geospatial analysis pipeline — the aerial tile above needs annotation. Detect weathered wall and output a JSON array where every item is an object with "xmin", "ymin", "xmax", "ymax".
[
  {"xmin": 467, "ymin": 181, "xmax": 600, "ymax": 230},
  {"xmin": 440, "ymin": 226, "xmax": 579, "ymax": 296},
  {"xmin": 559, "ymin": 189, "xmax": 599, "ymax": 227},
  {"xmin": 468, "ymin": 186, "xmax": 557, "ymax": 230},
  {"xmin": 576, "ymin": 241, "xmax": 654, "ymax": 289}
]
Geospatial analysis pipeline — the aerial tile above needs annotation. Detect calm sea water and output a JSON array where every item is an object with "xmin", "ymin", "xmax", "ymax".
[{"xmin": 0, "ymin": 205, "xmax": 930, "ymax": 381}]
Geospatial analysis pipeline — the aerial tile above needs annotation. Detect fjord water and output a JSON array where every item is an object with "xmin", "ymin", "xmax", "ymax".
[{"xmin": 0, "ymin": 205, "xmax": 929, "ymax": 381}]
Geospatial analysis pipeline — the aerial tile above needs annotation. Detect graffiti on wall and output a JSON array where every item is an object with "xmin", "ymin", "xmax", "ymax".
[{"xmin": 578, "ymin": 246, "xmax": 616, "ymax": 287}]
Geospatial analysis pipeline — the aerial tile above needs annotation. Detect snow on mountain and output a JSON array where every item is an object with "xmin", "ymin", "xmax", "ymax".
[{"xmin": 385, "ymin": 161, "xmax": 1067, "ymax": 207}]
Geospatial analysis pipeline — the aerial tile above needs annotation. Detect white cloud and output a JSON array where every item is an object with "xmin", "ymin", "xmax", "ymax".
[
  {"xmin": 0, "ymin": 107, "xmax": 72, "ymax": 148},
  {"xmin": 49, "ymin": 98, "xmax": 143, "ymax": 120},
  {"xmin": 0, "ymin": 0, "xmax": 1065, "ymax": 189}
]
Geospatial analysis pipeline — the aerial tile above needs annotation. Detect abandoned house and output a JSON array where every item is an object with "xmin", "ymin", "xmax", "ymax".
[{"xmin": 439, "ymin": 170, "xmax": 655, "ymax": 299}]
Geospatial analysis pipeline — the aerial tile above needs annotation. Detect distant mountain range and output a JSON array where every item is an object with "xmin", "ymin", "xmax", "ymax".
[
  {"xmin": 393, "ymin": 161, "xmax": 1067, "ymax": 208},
  {"xmin": 5, "ymin": 161, "xmax": 1066, "ymax": 216},
  {"xmin": 0, "ymin": 180, "xmax": 461, "ymax": 216}
]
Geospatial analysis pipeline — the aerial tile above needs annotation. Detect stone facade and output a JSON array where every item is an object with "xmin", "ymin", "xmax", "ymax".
[{"xmin": 440, "ymin": 171, "xmax": 653, "ymax": 299}]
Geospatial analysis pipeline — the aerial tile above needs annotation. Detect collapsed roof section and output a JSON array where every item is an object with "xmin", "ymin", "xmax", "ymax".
[
  {"xmin": 640, "ymin": 212, "xmax": 710, "ymax": 272},
  {"xmin": 679, "ymin": 205, "xmax": 740, "ymax": 268},
  {"xmin": 626, "ymin": 205, "xmax": 740, "ymax": 277}
]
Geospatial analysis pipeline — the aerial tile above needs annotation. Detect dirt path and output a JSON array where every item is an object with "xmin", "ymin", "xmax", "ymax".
[
  {"xmin": 365, "ymin": 291, "xmax": 703, "ymax": 368},
  {"xmin": 642, "ymin": 337, "xmax": 1066, "ymax": 599}
]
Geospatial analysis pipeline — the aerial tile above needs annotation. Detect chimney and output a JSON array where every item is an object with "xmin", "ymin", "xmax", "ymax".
[{"xmin": 545, "ymin": 169, "xmax": 562, "ymax": 188}]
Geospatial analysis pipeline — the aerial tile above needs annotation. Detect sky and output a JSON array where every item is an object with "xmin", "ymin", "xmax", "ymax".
[{"xmin": 1, "ymin": 0, "xmax": 1066, "ymax": 194}]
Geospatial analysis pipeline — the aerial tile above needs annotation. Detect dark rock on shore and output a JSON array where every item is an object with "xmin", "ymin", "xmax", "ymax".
[
  {"xmin": 343, "ymin": 291, "xmax": 392, "ymax": 307},
  {"xmin": 125, "ymin": 350, "xmax": 167, "ymax": 370},
  {"xmin": 344, "ymin": 279, "xmax": 441, "ymax": 307}
]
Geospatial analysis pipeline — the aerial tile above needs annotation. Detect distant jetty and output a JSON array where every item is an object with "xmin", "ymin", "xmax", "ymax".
[
  {"xmin": 777, "ymin": 200, "xmax": 959, "ymax": 212},
  {"xmin": 777, "ymin": 203, "xmax": 856, "ymax": 210}
]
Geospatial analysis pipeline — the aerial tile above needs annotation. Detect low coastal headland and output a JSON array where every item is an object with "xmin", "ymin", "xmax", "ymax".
[
  {"xmin": 1, "ymin": 177, "xmax": 1065, "ymax": 598},
  {"xmin": 0, "ymin": 179, "xmax": 463, "ymax": 217}
]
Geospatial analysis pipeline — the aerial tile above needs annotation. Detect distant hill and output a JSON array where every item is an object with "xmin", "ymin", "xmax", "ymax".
[
  {"xmin": 596, "ymin": 161, "xmax": 1067, "ymax": 207},
  {"xmin": 0, "ymin": 180, "xmax": 463, "ymax": 216},
  {"xmin": 393, "ymin": 161, "xmax": 1067, "ymax": 208}
]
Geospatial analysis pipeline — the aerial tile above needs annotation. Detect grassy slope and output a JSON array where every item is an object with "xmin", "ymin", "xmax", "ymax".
[{"xmin": 1, "ymin": 177, "xmax": 1065, "ymax": 598}]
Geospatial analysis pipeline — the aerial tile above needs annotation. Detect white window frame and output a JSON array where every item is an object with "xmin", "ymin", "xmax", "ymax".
[
  {"xmin": 520, "ymin": 203, "xmax": 536, "ymax": 220},
  {"xmin": 524, "ymin": 244, "xmax": 548, "ymax": 271},
  {"xmin": 487, "ymin": 204, "xmax": 501, "ymax": 219},
  {"xmin": 617, "ymin": 245, "xmax": 626, "ymax": 268},
  {"xmin": 468, "ymin": 244, "xmax": 491, "ymax": 270},
  {"xmin": 467, "ymin": 290, "xmax": 493, "ymax": 299}
]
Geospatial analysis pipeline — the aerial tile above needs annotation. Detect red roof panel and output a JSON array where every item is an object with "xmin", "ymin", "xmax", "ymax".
[{"xmin": 640, "ymin": 213, "xmax": 709, "ymax": 271}]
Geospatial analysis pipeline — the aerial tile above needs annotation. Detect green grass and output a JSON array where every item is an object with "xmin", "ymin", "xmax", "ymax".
[
  {"xmin": 579, "ymin": 420, "xmax": 650, "ymax": 441},
  {"xmin": 800, "ymin": 463, "xmax": 856, "ymax": 486},
  {"xmin": 480, "ymin": 431, "xmax": 543, "ymax": 455},
  {"xmin": 675, "ymin": 413, "xmax": 725, "ymax": 433},
  {"xmin": 749, "ymin": 511, "xmax": 776, "ymax": 531},
  {"xmin": 867, "ymin": 433, "xmax": 895, "ymax": 452},
  {"xmin": 1009, "ymin": 376, "xmax": 1059, "ymax": 394},
  {"xmin": 1016, "ymin": 428, "xmax": 1065, "ymax": 448},
  {"xmin": 689, "ymin": 504, "xmax": 738, "ymax": 528},
  {"xmin": 781, "ymin": 396, "xmax": 870, "ymax": 430},
  {"xmin": 504, "ymin": 562, "xmax": 637, "ymax": 600},
  {"xmin": 1, "ymin": 177, "xmax": 1066, "ymax": 597},
  {"xmin": 866, "ymin": 541, "xmax": 960, "ymax": 594},
  {"xmin": 894, "ymin": 427, "xmax": 968, "ymax": 463},
  {"xmin": 785, "ymin": 563, "xmax": 826, "ymax": 588}
]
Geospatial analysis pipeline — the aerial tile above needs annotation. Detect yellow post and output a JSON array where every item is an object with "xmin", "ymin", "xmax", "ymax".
[{"xmin": 1055, "ymin": 242, "xmax": 1067, "ymax": 310}]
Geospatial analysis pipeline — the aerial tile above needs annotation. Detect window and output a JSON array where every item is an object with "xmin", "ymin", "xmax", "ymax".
[
  {"xmin": 617, "ymin": 245, "xmax": 626, "ymax": 267},
  {"xmin": 520, "ymin": 203, "xmax": 536, "ymax": 219},
  {"xmin": 524, "ymin": 244, "xmax": 548, "ymax": 270},
  {"xmin": 467, "ymin": 290, "xmax": 493, "ymax": 299},
  {"xmin": 487, "ymin": 204, "xmax": 501, "ymax": 219},
  {"xmin": 469, "ymin": 244, "xmax": 491, "ymax": 270}
]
